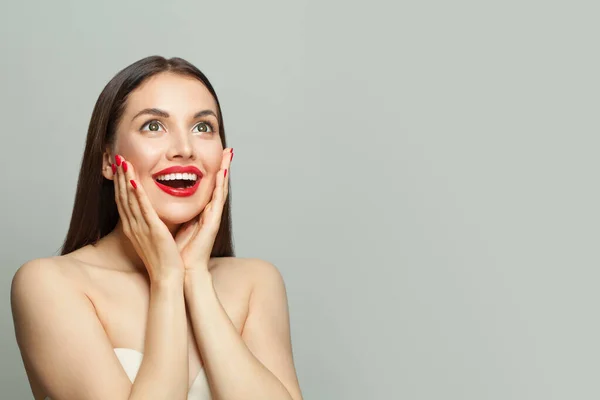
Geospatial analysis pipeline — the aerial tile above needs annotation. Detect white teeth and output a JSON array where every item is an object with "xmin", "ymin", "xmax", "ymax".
[{"xmin": 156, "ymin": 173, "xmax": 198, "ymax": 181}]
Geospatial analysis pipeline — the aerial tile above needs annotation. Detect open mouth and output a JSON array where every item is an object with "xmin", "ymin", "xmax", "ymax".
[
  {"xmin": 152, "ymin": 166, "xmax": 202, "ymax": 197},
  {"xmin": 154, "ymin": 173, "xmax": 198, "ymax": 189}
]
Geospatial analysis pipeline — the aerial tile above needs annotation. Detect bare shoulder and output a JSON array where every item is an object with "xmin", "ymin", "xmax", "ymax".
[
  {"xmin": 11, "ymin": 255, "xmax": 96, "ymax": 348},
  {"xmin": 210, "ymin": 257, "xmax": 285, "ymax": 289},
  {"xmin": 11, "ymin": 256, "xmax": 84, "ymax": 301},
  {"xmin": 12, "ymin": 257, "xmax": 70, "ymax": 300},
  {"xmin": 10, "ymin": 256, "xmax": 89, "ymax": 338},
  {"xmin": 11, "ymin": 256, "xmax": 141, "ymax": 400}
]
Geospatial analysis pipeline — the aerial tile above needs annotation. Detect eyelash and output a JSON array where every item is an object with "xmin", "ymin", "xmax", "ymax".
[{"xmin": 140, "ymin": 119, "xmax": 216, "ymax": 134}]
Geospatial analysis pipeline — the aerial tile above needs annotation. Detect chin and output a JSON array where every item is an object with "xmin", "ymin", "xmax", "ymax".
[{"xmin": 155, "ymin": 203, "xmax": 205, "ymax": 226}]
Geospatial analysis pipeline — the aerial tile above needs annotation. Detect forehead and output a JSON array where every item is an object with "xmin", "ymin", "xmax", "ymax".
[{"xmin": 124, "ymin": 72, "xmax": 217, "ymax": 116}]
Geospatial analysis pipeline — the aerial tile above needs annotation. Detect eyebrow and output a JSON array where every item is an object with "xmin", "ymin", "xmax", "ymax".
[{"xmin": 131, "ymin": 108, "xmax": 218, "ymax": 121}]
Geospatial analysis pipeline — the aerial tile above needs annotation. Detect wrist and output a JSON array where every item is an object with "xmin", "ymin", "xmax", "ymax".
[
  {"xmin": 184, "ymin": 267, "xmax": 213, "ymax": 289},
  {"xmin": 150, "ymin": 269, "xmax": 185, "ymax": 289}
]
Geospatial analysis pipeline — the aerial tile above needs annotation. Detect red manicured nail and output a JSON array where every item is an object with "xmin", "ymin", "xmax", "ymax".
[
  {"xmin": 122, "ymin": 161, "xmax": 128, "ymax": 172},
  {"xmin": 130, "ymin": 179, "xmax": 137, "ymax": 189},
  {"xmin": 111, "ymin": 164, "xmax": 117, "ymax": 174},
  {"xmin": 115, "ymin": 155, "xmax": 122, "ymax": 166},
  {"xmin": 230, "ymin": 152, "xmax": 234, "ymax": 162},
  {"xmin": 224, "ymin": 169, "xmax": 228, "ymax": 178}
]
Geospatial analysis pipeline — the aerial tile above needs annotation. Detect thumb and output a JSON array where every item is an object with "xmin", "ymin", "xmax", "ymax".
[{"xmin": 174, "ymin": 219, "xmax": 199, "ymax": 251}]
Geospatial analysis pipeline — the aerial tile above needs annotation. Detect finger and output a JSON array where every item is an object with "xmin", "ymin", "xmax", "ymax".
[
  {"xmin": 121, "ymin": 158, "xmax": 144, "ymax": 226},
  {"xmin": 217, "ymin": 169, "xmax": 226, "ymax": 204},
  {"xmin": 191, "ymin": 149, "xmax": 231, "ymax": 244},
  {"xmin": 115, "ymin": 155, "xmax": 136, "ymax": 229},
  {"xmin": 223, "ymin": 148, "xmax": 232, "ymax": 199},
  {"xmin": 126, "ymin": 162, "xmax": 162, "ymax": 228},
  {"xmin": 220, "ymin": 148, "xmax": 233, "ymax": 170},
  {"xmin": 205, "ymin": 170, "xmax": 226, "ymax": 230},
  {"xmin": 113, "ymin": 162, "xmax": 127, "ymax": 225},
  {"xmin": 222, "ymin": 179, "xmax": 229, "ymax": 202},
  {"xmin": 203, "ymin": 148, "xmax": 230, "ymax": 215},
  {"xmin": 175, "ymin": 220, "xmax": 199, "ymax": 251},
  {"xmin": 112, "ymin": 155, "xmax": 134, "ymax": 231},
  {"xmin": 219, "ymin": 148, "xmax": 233, "ymax": 201}
]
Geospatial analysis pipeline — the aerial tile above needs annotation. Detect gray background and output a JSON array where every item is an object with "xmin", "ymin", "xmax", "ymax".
[{"xmin": 1, "ymin": 0, "xmax": 598, "ymax": 399}]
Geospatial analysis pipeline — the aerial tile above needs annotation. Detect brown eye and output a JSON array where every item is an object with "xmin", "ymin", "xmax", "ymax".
[
  {"xmin": 141, "ymin": 120, "xmax": 164, "ymax": 132},
  {"xmin": 192, "ymin": 122, "xmax": 213, "ymax": 134}
]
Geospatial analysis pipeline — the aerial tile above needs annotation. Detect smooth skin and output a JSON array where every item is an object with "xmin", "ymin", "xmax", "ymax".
[{"xmin": 10, "ymin": 72, "xmax": 303, "ymax": 400}]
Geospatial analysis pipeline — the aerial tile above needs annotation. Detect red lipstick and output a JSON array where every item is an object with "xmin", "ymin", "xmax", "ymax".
[{"xmin": 152, "ymin": 165, "xmax": 203, "ymax": 197}]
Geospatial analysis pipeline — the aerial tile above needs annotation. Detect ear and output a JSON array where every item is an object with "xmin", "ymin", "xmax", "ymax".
[{"xmin": 101, "ymin": 147, "xmax": 115, "ymax": 181}]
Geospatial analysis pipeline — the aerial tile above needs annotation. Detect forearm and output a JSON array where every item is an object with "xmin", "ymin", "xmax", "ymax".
[
  {"xmin": 184, "ymin": 270, "xmax": 293, "ymax": 400},
  {"xmin": 129, "ymin": 275, "xmax": 188, "ymax": 400}
]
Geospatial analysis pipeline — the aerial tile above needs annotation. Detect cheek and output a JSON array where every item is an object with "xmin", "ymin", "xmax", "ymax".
[
  {"xmin": 197, "ymin": 144, "xmax": 224, "ymax": 173},
  {"xmin": 117, "ymin": 137, "xmax": 163, "ymax": 170}
]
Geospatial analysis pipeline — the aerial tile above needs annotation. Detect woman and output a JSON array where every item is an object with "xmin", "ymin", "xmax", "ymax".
[{"xmin": 10, "ymin": 56, "xmax": 303, "ymax": 400}]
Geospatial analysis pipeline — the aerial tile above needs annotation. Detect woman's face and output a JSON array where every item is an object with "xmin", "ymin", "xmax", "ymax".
[{"xmin": 105, "ymin": 72, "xmax": 224, "ymax": 228}]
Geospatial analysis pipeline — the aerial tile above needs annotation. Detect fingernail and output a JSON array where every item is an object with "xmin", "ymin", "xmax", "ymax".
[
  {"xmin": 130, "ymin": 179, "xmax": 137, "ymax": 189},
  {"xmin": 224, "ymin": 169, "xmax": 228, "ymax": 178},
  {"xmin": 230, "ymin": 152, "xmax": 234, "ymax": 162},
  {"xmin": 122, "ymin": 161, "xmax": 128, "ymax": 173},
  {"xmin": 111, "ymin": 164, "xmax": 117, "ymax": 174},
  {"xmin": 115, "ymin": 155, "xmax": 122, "ymax": 166}
]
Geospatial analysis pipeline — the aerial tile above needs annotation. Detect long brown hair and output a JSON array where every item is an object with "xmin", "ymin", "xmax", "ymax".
[{"xmin": 60, "ymin": 56, "xmax": 234, "ymax": 257}]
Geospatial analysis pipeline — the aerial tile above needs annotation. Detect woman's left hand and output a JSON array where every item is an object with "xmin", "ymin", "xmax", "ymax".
[{"xmin": 175, "ymin": 148, "xmax": 233, "ymax": 277}]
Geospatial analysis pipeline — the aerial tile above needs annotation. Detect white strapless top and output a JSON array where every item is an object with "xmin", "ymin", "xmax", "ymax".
[{"xmin": 45, "ymin": 348, "xmax": 211, "ymax": 400}]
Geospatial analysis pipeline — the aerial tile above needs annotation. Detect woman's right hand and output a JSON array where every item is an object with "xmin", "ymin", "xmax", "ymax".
[{"xmin": 112, "ymin": 154, "xmax": 185, "ymax": 283}]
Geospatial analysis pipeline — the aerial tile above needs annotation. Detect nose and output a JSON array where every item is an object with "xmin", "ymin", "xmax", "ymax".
[{"xmin": 166, "ymin": 130, "xmax": 195, "ymax": 160}]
